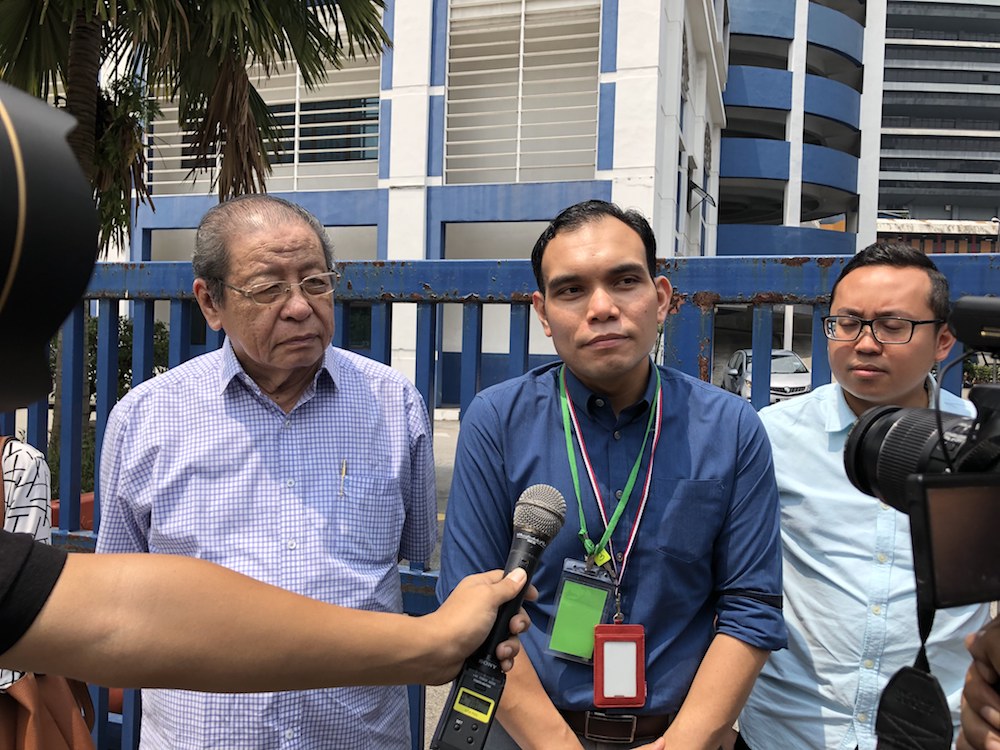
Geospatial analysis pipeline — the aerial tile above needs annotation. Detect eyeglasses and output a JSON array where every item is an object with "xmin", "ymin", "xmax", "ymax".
[
  {"xmin": 821, "ymin": 315, "xmax": 944, "ymax": 345},
  {"xmin": 221, "ymin": 271, "xmax": 339, "ymax": 306}
]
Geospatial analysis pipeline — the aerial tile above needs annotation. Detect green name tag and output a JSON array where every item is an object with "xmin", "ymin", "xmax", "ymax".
[{"xmin": 547, "ymin": 559, "xmax": 615, "ymax": 664}]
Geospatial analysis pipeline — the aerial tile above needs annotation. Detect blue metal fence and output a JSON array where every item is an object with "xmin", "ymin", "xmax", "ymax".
[{"xmin": 6, "ymin": 254, "xmax": 998, "ymax": 749}]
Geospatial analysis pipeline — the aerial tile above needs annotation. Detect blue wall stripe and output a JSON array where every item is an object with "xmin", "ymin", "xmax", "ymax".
[
  {"xmin": 598, "ymin": 82, "xmax": 616, "ymax": 171},
  {"xmin": 600, "ymin": 0, "xmax": 619, "ymax": 74},
  {"xmin": 430, "ymin": 0, "xmax": 448, "ymax": 87},
  {"xmin": 426, "ymin": 181, "xmax": 612, "ymax": 259},
  {"xmin": 379, "ymin": 99, "xmax": 392, "ymax": 180},
  {"xmin": 381, "ymin": 0, "xmax": 395, "ymax": 91},
  {"xmin": 378, "ymin": 188, "xmax": 390, "ymax": 261},
  {"xmin": 428, "ymin": 94, "xmax": 445, "ymax": 178}
]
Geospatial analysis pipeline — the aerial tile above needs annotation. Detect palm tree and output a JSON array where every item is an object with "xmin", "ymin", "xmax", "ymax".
[{"xmin": 0, "ymin": 0, "xmax": 388, "ymax": 487}]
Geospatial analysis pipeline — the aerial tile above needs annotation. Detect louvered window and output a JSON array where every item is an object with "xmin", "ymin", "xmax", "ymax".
[
  {"xmin": 147, "ymin": 58, "xmax": 380, "ymax": 195},
  {"xmin": 446, "ymin": 0, "xmax": 600, "ymax": 184}
]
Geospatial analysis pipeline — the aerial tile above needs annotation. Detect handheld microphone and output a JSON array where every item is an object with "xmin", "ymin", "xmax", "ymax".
[{"xmin": 431, "ymin": 484, "xmax": 566, "ymax": 750}]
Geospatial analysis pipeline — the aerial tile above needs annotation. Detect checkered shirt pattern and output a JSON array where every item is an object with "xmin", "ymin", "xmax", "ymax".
[{"xmin": 97, "ymin": 342, "xmax": 437, "ymax": 750}]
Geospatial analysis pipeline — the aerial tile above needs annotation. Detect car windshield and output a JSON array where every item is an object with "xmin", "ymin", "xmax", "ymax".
[{"xmin": 771, "ymin": 353, "xmax": 808, "ymax": 374}]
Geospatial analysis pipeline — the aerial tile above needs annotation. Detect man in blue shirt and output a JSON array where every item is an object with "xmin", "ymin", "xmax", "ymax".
[
  {"xmin": 738, "ymin": 243, "xmax": 992, "ymax": 749},
  {"xmin": 437, "ymin": 200, "xmax": 786, "ymax": 749}
]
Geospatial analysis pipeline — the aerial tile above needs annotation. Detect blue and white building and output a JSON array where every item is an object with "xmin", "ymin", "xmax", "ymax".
[
  {"xmin": 718, "ymin": 0, "xmax": 885, "ymax": 256},
  {"xmin": 138, "ymin": 0, "xmax": 732, "ymax": 391}
]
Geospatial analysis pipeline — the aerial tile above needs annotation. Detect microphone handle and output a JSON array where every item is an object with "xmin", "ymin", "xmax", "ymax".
[{"xmin": 475, "ymin": 529, "xmax": 547, "ymax": 667}]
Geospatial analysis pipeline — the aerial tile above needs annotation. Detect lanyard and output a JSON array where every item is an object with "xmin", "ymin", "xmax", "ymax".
[{"xmin": 559, "ymin": 364, "xmax": 662, "ymax": 589}]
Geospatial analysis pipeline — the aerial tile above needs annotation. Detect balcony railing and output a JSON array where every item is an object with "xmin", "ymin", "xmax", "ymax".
[{"xmin": 6, "ymin": 254, "xmax": 998, "ymax": 749}]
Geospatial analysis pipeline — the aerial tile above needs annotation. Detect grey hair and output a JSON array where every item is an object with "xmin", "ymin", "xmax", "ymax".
[{"xmin": 193, "ymin": 195, "xmax": 334, "ymax": 303}]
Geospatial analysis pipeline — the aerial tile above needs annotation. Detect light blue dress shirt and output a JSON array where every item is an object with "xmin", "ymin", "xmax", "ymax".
[
  {"xmin": 97, "ymin": 342, "xmax": 437, "ymax": 750},
  {"xmin": 740, "ymin": 382, "xmax": 991, "ymax": 750}
]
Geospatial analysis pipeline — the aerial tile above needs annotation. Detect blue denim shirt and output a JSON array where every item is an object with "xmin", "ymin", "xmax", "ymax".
[
  {"xmin": 438, "ymin": 361, "xmax": 786, "ymax": 714},
  {"xmin": 740, "ymin": 382, "xmax": 991, "ymax": 750}
]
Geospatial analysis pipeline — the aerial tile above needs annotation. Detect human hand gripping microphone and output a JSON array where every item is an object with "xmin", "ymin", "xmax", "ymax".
[{"xmin": 431, "ymin": 484, "xmax": 567, "ymax": 750}]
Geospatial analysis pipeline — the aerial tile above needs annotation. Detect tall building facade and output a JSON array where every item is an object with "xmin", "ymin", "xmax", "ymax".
[
  {"xmin": 718, "ymin": 0, "xmax": 885, "ymax": 256},
  {"xmin": 880, "ymin": 0, "xmax": 1000, "ymax": 223},
  {"xmin": 139, "ymin": 0, "xmax": 731, "ymax": 266},
  {"xmin": 135, "ymin": 0, "xmax": 733, "ymax": 393}
]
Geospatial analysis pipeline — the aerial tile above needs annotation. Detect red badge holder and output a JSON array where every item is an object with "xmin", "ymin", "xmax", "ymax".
[{"xmin": 593, "ymin": 624, "xmax": 646, "ymax": 709}]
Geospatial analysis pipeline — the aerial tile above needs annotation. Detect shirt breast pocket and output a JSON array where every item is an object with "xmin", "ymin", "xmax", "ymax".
[
  {"xmin": 334, "ymin": 475, "xmax": 405, "ymax": 563},
  {"xmin": 654, "ymin": 479, "xmax": 726, "ymax": 563}
]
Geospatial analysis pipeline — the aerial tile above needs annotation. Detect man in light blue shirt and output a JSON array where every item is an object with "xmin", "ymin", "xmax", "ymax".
[
  {"xmin": 97, "ymin": 195, "xmax": 437, "ymax": 750},
  {"xmin": 738, "ymin": 243, "xmax": 992, "ymax": 750}
]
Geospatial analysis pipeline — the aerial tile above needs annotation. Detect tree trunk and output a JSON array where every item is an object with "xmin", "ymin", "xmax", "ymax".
[{"xmin": 64, "ymin": 11, "xmax": 103, "ymax": 180}]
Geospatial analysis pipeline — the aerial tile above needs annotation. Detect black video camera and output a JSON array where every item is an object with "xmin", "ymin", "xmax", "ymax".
[{"xmin": 844, "ymin": 295, "xmax": 1000, "ymax": 609}]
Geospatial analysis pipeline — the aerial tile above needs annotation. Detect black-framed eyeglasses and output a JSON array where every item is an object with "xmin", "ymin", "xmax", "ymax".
[
  {"xmin": 221, "ymin": 271, "xmax": 340, "ymax": 306},
  {"xmin": 821, "ymin": 314, "xmax": 944, "ymax": 345}
]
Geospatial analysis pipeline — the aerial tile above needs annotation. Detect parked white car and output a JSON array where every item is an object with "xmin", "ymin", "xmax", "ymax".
[{"xmin": 722, "ymin": 348, "xmax": 811, "ymax": 403}]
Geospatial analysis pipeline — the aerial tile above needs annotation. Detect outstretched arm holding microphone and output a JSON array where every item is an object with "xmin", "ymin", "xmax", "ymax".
[{"xmin": 0, "ymin": 536, "xmax": 533, "ymax": 691}]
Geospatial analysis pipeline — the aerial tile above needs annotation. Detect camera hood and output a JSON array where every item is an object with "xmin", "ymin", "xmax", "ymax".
[{"xmin": 0, "ymin": 82, "xmax": 98, "ymax": 410}]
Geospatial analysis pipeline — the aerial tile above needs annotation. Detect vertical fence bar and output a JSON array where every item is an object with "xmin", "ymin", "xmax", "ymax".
[
  {"xmin": 460, "ymin": 303, "xmax": 483, "ymax": 419},
  {"xmin": 26, "ymin": 397, "xmax": 48, "ymax": 457},
  {"xmin": 750, "ymin": 305, "xmax": 773, "ymax": 411},
  {"xmin": 663, "ymin": 302, "xmax": 713, "ymax": 380},
  {"xmin": 370, "ymin": 304, "xmax": 392, "ymax": 364},
  {"xmin": 415, "ymin": 302, "xmax": 438, "ymax": 416},
  {"xmin": 168, "ymin": 299, "xmax": 192, "ymax": 369},
  {"xmin": 132, "ymin": 300, "xmax": 155, "ymax": 387},
  {"xmin": 94, "ymin": 300, "xmax": 119, "ymax": 532},
  {"xmin": 121, "ymin": 689, "xmax": 141, "ymax": 749},
  {"xmin": 508, "ymin": 303, "xmax": 530, "ymax": 378},
  {"xmin": 89, "ymin": 685, "xmax": 111, "ymax": 749},
  {"xmin": 333, "ymin": 301, "xmax": 348, "ymax": 349},
  {"xmin": 811, "ymin": 308, "xmax": 831, "ymax": 388},
  {"xmin": 58, "ymin": 305, "xmax": 84, "ymax": 530}
]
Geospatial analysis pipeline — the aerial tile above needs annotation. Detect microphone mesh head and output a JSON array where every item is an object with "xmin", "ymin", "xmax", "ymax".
[{"xmin": 512, "ymin": 484, "xmax": 567, "ymax": 541}]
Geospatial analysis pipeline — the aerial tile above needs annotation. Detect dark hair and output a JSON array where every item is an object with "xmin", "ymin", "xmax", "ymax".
[
  {"xmin": 530, "ymin": 200, "xmax": 657, "ymax": 292},
  {"xmin": 193, "ymin": 194, "xmax": 334, "ymax": 303},
  {"xmin": 830, "ymin": 241, "xmax": 951, "ymax": 322}
]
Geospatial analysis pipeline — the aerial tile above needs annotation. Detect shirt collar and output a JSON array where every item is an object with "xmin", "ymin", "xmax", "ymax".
[
  {"xmin": 562, "ymin": 359, "xmax": 657, "ymax": 422},
  {"xmin": 216, "ymin": 338, "xmax": 338, "ymax": 397},
  {"xmin": 823, "ymin": 374, "xmax": 938, "ymax": 434}
]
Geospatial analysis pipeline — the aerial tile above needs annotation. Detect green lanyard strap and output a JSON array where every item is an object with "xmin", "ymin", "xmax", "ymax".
[{"xmin": 559, "ymin": 364, "xmax": 661, "ymax": 564}]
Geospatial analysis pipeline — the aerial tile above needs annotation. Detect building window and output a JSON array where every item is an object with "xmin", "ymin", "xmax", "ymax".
[{"xmin": 445, "ymin": 0, "xmax": 600, "ymax": 184}]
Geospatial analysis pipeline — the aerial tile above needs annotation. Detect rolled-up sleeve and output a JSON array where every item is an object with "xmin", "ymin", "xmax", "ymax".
[{"xmin": 713, "ymin": 405, "xmax": 787, "ymax": 651}]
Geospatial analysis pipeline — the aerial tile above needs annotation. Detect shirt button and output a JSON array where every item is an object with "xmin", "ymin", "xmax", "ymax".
[
  {"xmin": 880, "ymin": 502, "xmax": 890, "ymax": 511},
  {"xmin": 615, "ymin": 489, "xmax": 623, "ymax": 500},
  {"xmin": 877, "ymin": 553, "xmax": 887, "ymax": 564},
  {"xmin": 864, "ymin": 659, "xmax": 874, "ymax": 669},
  {"xmin": 286, "ymin": 479, "xmax": 295, "ymax": 488},
  {"xmin": 287, "ymin": 540, "xmax": 297, "ymax": 550},
  {"xmin": 858, "ymin": 713, "xmax": 868, "ymax": 723},
  {"xmin": 285, "ymin": 729, "xmax": 296, "ymax": 740},
  {"xmin": 613, "ymin": 431, "xmax": 622, "ymax": 440},
  {"xmin": 872, "ymin": 604, "xmax": 882, "ymax": 615},
  {"xmin": 616, "ymin": 552, "xmax": 624, "ymax": 562},
  {"xmin": 595, "ymin": 398, "xmax": 605, "ymax": 407},
  {"xmin": 283, "ymin": 419, "xmax": 291, "ymax": 429}
]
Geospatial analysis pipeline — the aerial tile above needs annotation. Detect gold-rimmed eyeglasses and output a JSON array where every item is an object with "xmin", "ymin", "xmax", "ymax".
[{"xmin": 221, "ymin": 271, "xmax": 339, "ymax": 306}]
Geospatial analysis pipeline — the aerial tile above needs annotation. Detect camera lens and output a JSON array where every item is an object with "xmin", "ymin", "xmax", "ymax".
[{"xmin": 844, "ymin": 405, "xmax": 976, "ymax": 511}]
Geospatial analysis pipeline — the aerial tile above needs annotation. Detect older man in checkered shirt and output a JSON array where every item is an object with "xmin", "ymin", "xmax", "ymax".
[{"xmin": 97, "ymin": 195, "xmax": 436, "ymax": 750}]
